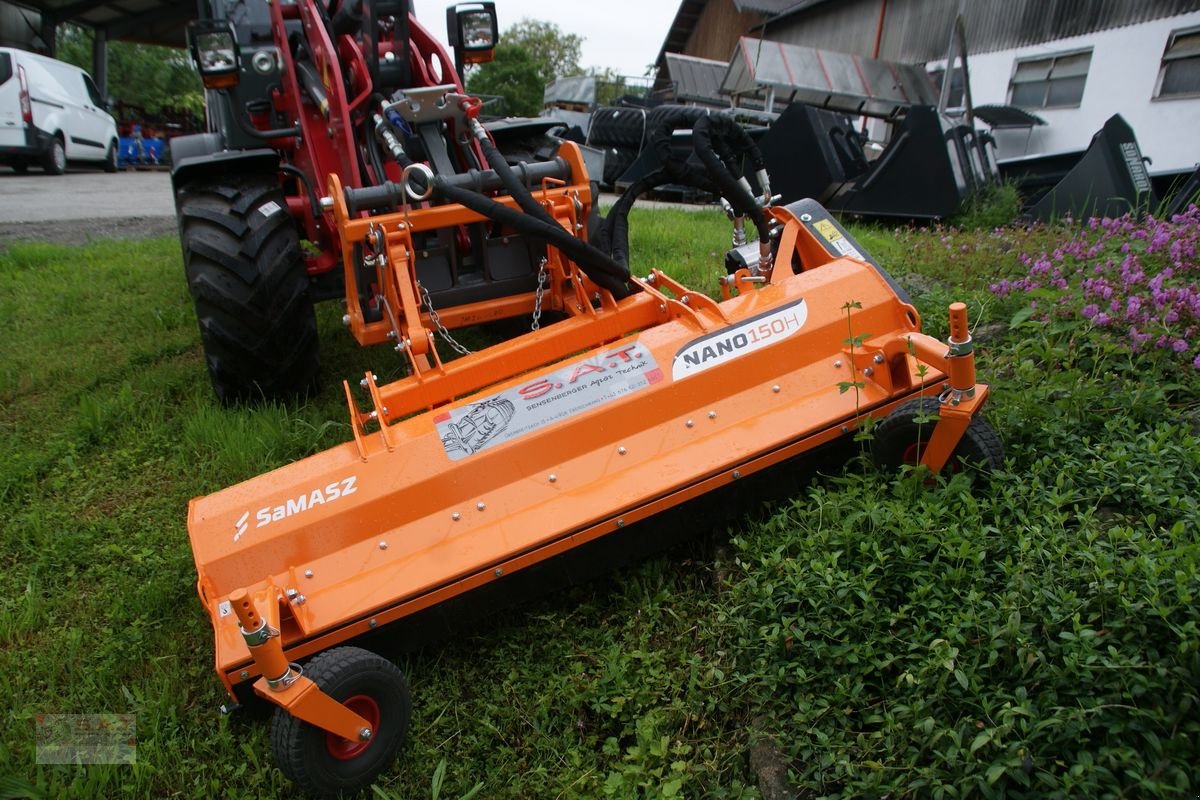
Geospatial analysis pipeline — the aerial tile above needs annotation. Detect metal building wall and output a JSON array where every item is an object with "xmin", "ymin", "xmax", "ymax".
[{"xmin": 764, "ymin": 0, "xmax": 1200, "ymax": 61}]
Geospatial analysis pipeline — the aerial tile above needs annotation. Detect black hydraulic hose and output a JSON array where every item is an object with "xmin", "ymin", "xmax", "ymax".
[
  {"xmin": 363, "ymin": 110, "xmax": 390, "ymax": 187},
  {"xmin": 603, "ymin": 167, "xmax": 719, "ymax": 272},
  {"xmin": 295, "ymin": 61, "xmax": 330, "ymax": 117},
  {"xmin": 219, "ymin": 90, "xmax": 301, "ymax": 141},
  {"xmin": 343, "ymin": 160, "xmax": 572, "ymax": 213},
  {"xmin": 278, "ymin": 164, "xmax": 322, "ymax": 221},
  {"xmin": 471, "ymin": 130, "xmax": 638, "ymax": 288},
  {"xmin": 364, "ymin": 111, "xmax": 632, "ymax": 296},
  {"xmin": 474, "ymin": 131, "xmax": 560, "ymax": 228},
  {"xmin": 365, "ymin": 122, "xmax": 387, "ymax": 185},
  {"xmin": 434, "ymin": 179, "xmax": 633, "ymax": 298},
  {"xmin": 692, "ymin": 114, "xmax": 769, "ymax": 243}
]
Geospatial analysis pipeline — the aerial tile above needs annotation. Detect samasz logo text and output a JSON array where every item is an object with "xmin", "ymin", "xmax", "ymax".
[{"xmin": 233, "ymin": 476, "xmax": 358, "ymax": 541}]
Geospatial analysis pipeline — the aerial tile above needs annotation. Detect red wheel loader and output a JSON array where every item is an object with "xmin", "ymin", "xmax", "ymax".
[{"xmin": 173, "ymin": 2, "xmax": 1001, "ymax": 796}]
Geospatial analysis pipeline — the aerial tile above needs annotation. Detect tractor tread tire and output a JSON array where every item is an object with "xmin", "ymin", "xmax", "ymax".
[
  {"xmin": 601, "ymin": 147, "xmax": 638, "ymax": 189},
  {"xmin": 645, "ymin": 104, "xmax": 711, "ymax": 130},
  {"xmin": 872, "ymin": 397, "xmax": 1004, "ymax": 473},
  {"xmin": 271, "ymin": 646, "xmax": 411, "ymax": 799},
  {"xmin": 178, "ymin": 175, "xmax": 318, "ymax": 405},
  {"xmin": 587, "ymin": 107, "xmax": 647, "ymax": 149}
]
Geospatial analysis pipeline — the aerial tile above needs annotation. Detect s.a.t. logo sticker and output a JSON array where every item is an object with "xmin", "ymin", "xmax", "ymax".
[{"xmin": 434, "ymin": 343, "xmax": 663, "ymax": 461}]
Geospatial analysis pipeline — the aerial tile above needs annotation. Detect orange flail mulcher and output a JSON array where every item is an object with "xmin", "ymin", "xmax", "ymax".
[{"xmin": 187, "ymin": 148, "xmax": 999, "ymax": 796}]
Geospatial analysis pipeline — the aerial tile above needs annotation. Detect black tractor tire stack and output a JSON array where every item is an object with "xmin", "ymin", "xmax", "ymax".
[{"xmin": 586, "ymin": 107, "xmax": 648, "ymax": 190}]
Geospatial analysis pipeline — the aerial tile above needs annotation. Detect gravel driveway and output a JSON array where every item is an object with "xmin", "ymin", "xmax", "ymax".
[
  {"xmin": 0, "ymin": 169, "xmax": 178, "ymax": 247},
  {"xmin": 0, "ymin": 166, "xmax": 707, "ymax": 249}
]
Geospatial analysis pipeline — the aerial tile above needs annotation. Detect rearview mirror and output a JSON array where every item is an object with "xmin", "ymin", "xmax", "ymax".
[
  {"xmin": 188, "ymin": 20, "xmax": 241, "ymax": 89},
  {"xmin": 448, "ymin": 2, "xmax": 498, "ymax": 65}
]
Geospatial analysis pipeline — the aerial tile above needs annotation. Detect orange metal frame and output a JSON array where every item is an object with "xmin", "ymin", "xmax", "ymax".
[
  {"xmin": 338, "ymin": 144, "xmax": 597, "ymax": 355},
  {"xmin": 189, "ymin": 173, "xmax": 989, "ymax": 743}
]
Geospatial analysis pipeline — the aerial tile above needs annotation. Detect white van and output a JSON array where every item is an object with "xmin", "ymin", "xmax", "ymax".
[{"xmin": 0, "ymin": 47, "xmax": 119, "ymax": 175}]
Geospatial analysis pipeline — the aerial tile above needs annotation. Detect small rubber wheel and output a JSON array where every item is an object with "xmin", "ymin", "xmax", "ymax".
[
  {"xmin": 104, "ymin": 140, "xmax": 119, "ymax": 173},
  {"xmin": 44, "ymin": 138, "xmax": 66, "ymax": 175},
  {"xmin": 872, "ymin": 397, "xmax": 1003, "ymax": 473},
  {"xmin": 271, "ymin": 646, "xmax": 411, "ymax": 799}
]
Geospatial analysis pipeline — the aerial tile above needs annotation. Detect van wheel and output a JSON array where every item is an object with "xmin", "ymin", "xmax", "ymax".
[
  {"xmin": 177, "ymin": 174, "xmax": 319, "ymax": 405},
  {"xmin": 104, "ymin": 141, "xmax": 119, "ymax": 173},
  {"xmin": 44, "ymin": 138, "xmax": 66, "ymax": 175}
]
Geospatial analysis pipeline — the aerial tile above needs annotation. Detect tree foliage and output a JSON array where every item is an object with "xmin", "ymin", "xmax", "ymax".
[
  {"xmin": 501, "ymin": 18, "xmax": 584, "ymax": 86},
  {"xmin": 466, "ymin": 43, "xmax": 545, "ymax": 117},
  {"xmin": 466, "ymin": 18, "xmax": 583, "ymax": 116},
  {"xmin": 55, "ymin": 25, "xmax": 203, "ymax": 118}
]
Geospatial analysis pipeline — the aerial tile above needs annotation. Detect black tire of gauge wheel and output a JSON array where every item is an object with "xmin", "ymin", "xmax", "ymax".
[
  {"xmin": 270, "ymin": 647, "xmax": 412, "ymax": 799},
  {"xmin": 104, "ymin": 140, "xmax": 118, "ymax": 172},
  {"xmin": 871, "ymin": 397, "xmax": 1004, "ymax": 473},
  {"xmin": 176, "ymin": 174, "xmax": 319, "ymax": 404}
]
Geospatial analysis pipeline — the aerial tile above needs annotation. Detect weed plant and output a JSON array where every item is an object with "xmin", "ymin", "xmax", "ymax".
[{"xmin": 1, "ymin": 206, "xmax": 1197, "ymax": 798}]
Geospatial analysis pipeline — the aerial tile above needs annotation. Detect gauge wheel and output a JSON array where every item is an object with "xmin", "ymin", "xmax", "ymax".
[
  {"xmin": 271, "ymin": 646, "xmax": 411, "ymax": 798},
  {"xmin": 872, "ymin": 397, "xmax": 1003, "ymax": 474}
]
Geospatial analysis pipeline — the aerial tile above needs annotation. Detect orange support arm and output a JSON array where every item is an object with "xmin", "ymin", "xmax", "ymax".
[
  {"xmin": 901, "ymin": 302, "xmax": 987, "ymax": 473},
  {"xmin": 230, "ymin": 587, "xmax": 373, "ymax": 744}
]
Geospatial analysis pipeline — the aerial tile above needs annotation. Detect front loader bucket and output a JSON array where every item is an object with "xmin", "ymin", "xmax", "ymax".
[{"xmin": 188, "ymin": 199, "xmax": 990, "ymax": 703}]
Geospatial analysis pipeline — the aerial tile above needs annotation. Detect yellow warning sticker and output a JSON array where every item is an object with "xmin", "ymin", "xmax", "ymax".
[{"xmin": 813, "ymin": 219, "xmax": 842, "ymax": 242}]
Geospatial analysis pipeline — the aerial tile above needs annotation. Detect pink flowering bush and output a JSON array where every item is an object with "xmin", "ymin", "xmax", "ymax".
[{"xmin": 991, "ymin": 205, "xmax": 1200, "ymax": 370}]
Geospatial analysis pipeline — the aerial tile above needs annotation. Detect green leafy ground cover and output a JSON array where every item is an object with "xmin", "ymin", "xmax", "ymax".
[{"xmin": 1, "ymin": 207, "xmax": 1197, "ymax": 798}]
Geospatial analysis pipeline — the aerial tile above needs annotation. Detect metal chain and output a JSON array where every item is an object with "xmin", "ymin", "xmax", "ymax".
[
  {"xmin": 531, "ymin": 257, "xmax": 548, "ymax": 331},
  {"xmin": 418, "ymin": 281, "xmax": 473, "ymax": 356}
]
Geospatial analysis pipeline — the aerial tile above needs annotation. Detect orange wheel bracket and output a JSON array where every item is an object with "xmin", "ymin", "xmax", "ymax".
[{"xmin": 229, "ymin": 587, "xmax": 372, "ymax": 743}]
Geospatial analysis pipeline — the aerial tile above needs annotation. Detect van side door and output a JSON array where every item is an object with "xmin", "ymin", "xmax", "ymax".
[
  {"xmin": 79, "ymin": 72, "xmax": 114, "ymax": 155},
  {"xmin": 0, "ymin": 52, "xmax": 23, "ymax": 150},
  {"xmin": 50, "ymin": 63, "xmax": 106, "ymax": 158}
]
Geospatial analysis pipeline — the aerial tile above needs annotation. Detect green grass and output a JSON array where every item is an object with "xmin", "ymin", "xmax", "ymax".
[{"xmin": 1, "ymin": 209, "xmax": 1197, "ymax": 798}]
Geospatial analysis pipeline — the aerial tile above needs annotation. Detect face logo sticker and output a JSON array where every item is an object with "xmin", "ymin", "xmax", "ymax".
[
  {"xmin": 672, "ymin": 299, "xmax": 808, "ymax": 381},
  {"xmin": 434, "ymin": 343, "xmax": 663, "ymax": 461},
  {"xmin": 440, "ymin": 398, "xmax": 516, "ymax": 458}
]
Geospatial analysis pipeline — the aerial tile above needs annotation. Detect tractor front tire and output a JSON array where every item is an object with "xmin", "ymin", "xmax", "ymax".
[
  {"xmin": 178, "ymin": 175, "xmax": 318, "ymax": 404},
  {"xmin": 872, "ymin": 397, "xmax": 1003, "ymax": 474},
  {"xmin": 271, "ymin": 647, "xmax": 412, "ymax": 799}
]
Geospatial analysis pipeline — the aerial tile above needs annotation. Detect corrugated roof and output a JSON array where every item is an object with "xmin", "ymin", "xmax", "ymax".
[
  {"xmin": 764, "ymin": 0, "xmax": 1200, "ymax": 61},
  {"xmin": 732, "ymin": 0, "xmax": 807, "ymax": 14}
]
